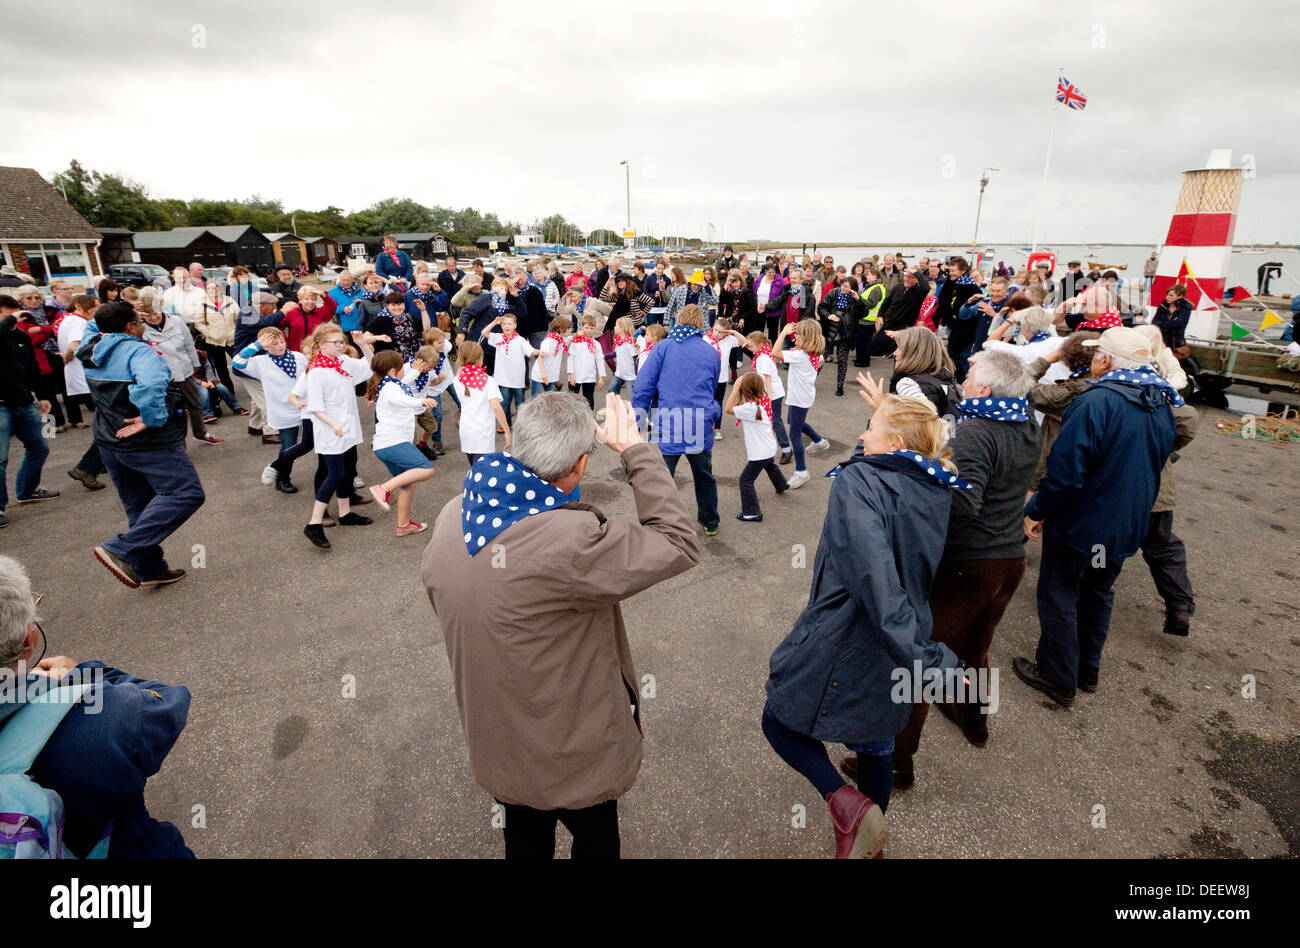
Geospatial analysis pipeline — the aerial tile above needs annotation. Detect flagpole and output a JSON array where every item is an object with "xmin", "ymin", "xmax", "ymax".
[{"xmin": 1031, "ymin": 67, "xmax": 1063, "ymax": 253}]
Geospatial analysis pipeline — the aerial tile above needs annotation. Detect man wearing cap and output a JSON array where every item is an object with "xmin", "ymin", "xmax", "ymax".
[
  {"xmin": 1058, "ymin": 261, "xmax": 1092, "ymax": 305},
  {"xmin": 714, "ymin": 246, "xmax": 738, "ymax": 281},
  {"xmin": 267, "ymin": 263, "xmax": 303, "ymax": 312},
  {"xmin": 1014, "ymin": 327, "xmax": 1178, "ymax": 707}
]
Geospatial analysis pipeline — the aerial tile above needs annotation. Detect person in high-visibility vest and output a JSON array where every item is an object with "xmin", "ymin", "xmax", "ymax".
[{"xmin": 855, "ymin": 266, "xmax": 887, "ymax": 368}]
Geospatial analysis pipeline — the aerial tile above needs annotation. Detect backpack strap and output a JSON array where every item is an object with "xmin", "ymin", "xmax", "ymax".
[{"xmin": 0, "ymin": 682, "xmax": 92, "ymax": 776}]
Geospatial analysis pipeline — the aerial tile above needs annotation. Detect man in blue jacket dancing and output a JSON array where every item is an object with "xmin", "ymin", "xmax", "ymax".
[
  {"xmin": 1016, "ymin": 327, "xmax": 1178, "ymax": 707},
  {"xmin": 79, "ymin": 302, "xmax": 205, "ymax": 588}
]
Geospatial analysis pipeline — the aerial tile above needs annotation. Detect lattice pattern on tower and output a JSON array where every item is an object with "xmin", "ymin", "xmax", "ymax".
[{"xmin": 1175, "ymin": 169, "xmax": 1243, "ymax": 214}]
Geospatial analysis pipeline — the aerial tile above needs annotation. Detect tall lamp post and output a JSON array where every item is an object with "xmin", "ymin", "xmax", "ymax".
[
  {"xmin": 619, "ymin": 160, "xmax": 630, "ymax": 249},
  {"xmin": 973, "ymin": 167, "xmax": 999, "ymax": 250}
]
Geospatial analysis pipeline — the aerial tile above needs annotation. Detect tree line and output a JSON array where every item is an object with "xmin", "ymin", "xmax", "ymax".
[{"xmin": 49, "ymin": 160, "xmax": 618, "ymax": 248}]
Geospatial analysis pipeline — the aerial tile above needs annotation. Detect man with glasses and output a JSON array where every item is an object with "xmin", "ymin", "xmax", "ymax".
[{"xmin": 79, "ymin": 302, "xmax": 205, "ymax": 588}]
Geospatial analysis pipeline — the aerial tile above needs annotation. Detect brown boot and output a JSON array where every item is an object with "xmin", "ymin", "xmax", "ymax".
[{"xmin": 825, "ymin": 785, "xmax": 888, "ymax": 859}]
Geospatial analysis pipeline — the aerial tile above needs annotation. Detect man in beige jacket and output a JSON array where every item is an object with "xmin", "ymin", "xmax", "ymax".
[{"xmin": 422, "ymin": 392, "xmax": 702, "ymax": 858}]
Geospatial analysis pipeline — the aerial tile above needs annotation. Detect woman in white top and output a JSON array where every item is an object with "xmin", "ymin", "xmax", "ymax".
[
  {"xmin": 724, "ymin": 371, "xmax": 789, "ymax": 522},
  {"xmin": 366, "ymin": 349, "xmax": 439, "ymax": 537},
  {"xmin": 57, "ymin": 295, "xmax": 93, "ymax": 427},
  {"xmin": 774, "ymin": 319, "xmax": 832, "ymax": 487},
  {"xmin": 301, "ymin": 324, "xmax": 376, "ymax": 548},
  {"xmin": 981, "ymin": 306, "xmax": 1065, "ymax": 425}
]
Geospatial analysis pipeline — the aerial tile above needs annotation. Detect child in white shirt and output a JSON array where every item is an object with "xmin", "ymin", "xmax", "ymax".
[
  {"xmin": 610, "ymin": 316, "xmax": 638, "ymax": 398},
  {"xmin": 774, "ymin": 319, "xmax": 832, "ymax": 488},
  {"xmin": 531, "ymin": 316, "xmax": 570, "ymax": 396},
  {"xmin": 453, "ymin": 340, "xmax": 510, "ymax": 468},
  {"xmin": 706, "ymin": 317, "xmax": 739, "ymax": 440},
  {"xmin": 480, "ymin": 312, "xmax": 536, "ymax": 426},
  {"xmin": 725, "ymin": 371, "xmax": 789, "ymax": 522},
  {"xmin": 232, "ymin": 326, "xmax": 308, "ymax": 491},
  {"xmin": 567, "ymin": 313, "xmax": 607, "ymax": 408},
  {"xmin": 404, "ymin": 329, "xmax": 454, "ymax": 457},
  {"xmin": 745, "ymin": 330, "xmax": 792, "ymax": 463},
  {"xmin": 367, "ymin": 349, "xmax": 439, "ymax": 537}
]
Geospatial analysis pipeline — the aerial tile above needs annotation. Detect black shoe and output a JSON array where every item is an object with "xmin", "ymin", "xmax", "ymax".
[
  {"xmin": 1163, "ymin": 606, "xmax": 1191, "ymax": 637},
  {"xmin": 1078, "ymin": 665, "xmax": 1099, "ymax": 693},
  {"xmin": 778, "ymin": 450, "xmax": 792, "ymax": 465},
  {"xmin": 338, "ymin": 512, "xmax": 372, "ymax": 526},
  {"xmin": 15, "ymin": 487, "xmax": 59, "ymax": 504},
  {"xmin": 304, "ymin": 524, "xmax": 331, "ymax": 548},
  {"xmin": 94, "ymin": 546, "xmax": 141, "ymax": 588},
  {"xmin": 348, "ymin": 493, "xmax": 373, "ymax": 506},
  {"xmin": 0, "ymin": 513, "xmax": 7, "ymax": 528},
  {"xmin": 835, "ymin": 386, "xmax": 844, "ymax": 396},
  {"xmin": 433, "ymin": 443, "xmax": 446, "ymax": 457},
  {"xmin": 736, "ymin": 513, "xmax": 763, "ymax": 522},
  {"xmin": 416, "ymin": 443, "xmax": 436, "ymax": 461},
  {"xmin": 274, "ymin": 479, "xmax": 298, "ymax": 494},
  {"xmin": 140, "ymin": 568, "xmax": 186, "ymax": 586},
  {"xmin": 1012, "ymin": 657, "xmax": 1075, "ymax": 707}
]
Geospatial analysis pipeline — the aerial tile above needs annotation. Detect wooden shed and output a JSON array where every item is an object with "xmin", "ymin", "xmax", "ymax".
[
  {"xmin": 132, "ymin": 228, "xmax": 230, "ymax": 270},
  {"xmin": 95, "ymin": 227, "xmax": 136, "ymax": 266}
]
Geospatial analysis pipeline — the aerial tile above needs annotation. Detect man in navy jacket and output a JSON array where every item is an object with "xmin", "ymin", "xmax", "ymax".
[
  {"xmin": 632, "ymin": 307, "xmax": 721, "ymax": 534},
  {"xmin": 1015, "ymin": 327, "xmax": 1177, "ymax": 707}
]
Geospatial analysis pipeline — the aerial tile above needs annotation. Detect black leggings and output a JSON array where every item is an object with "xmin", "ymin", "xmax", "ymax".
[
  {"xmin": 31, "ymin": 371, "xmax": 66, "ymax": 426},
  {"xmin": 578, "ymin": 381, "xmax": 596, "ymax": 408},
  {"xmin": 204, "ymin": 344, "xmax": 235, "ymax": 392},
  {"xmin": 498, "ymin": 799, "xmax": 619, "ymax": 860},
  {"xmin": 313, "ymin": 445, "xmax": 357, "ymax": 503},
  {"xmin": 713, "ymin": 381, "xmax": 726, "ymax": 430},
  {"xmin": 835, "ymin": 337, "xmax": 854, "ymax": 389},
  {"xmin": 272, "ymin": 422, "xmax": 314, "ymax": 480}
]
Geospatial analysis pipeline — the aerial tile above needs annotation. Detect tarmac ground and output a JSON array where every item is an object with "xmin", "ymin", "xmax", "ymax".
[{"xmin": 3, "ymin": 352, "xmax": 1296, "ymax": 859}]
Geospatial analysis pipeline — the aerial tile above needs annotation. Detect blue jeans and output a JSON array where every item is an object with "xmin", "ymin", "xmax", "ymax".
[
  {"xmin": 198, "ymin": 383, "xmax": 241, "ymax": 415},
  {"xmin": 99, "ymin": 444, "xmax": 205, "ymax": 580},
  {"xmin": 662, "ymin": 450, "xmax": 718, "ymax": 531},
  {"xmin": 0, "ymin": 403, "xmax": 49, "ymax": 511},
  {"xmin": 609, "ymin": 376, "xmax": 632, "ymax": 397},
  {"xmin": 499, "ymin": 386, "xmax": 524, "ymax": 425},
  {"xmin": 786, "ymin": 404, "xmax": 822, "ymax": 472},
  {"xmin": 761, "ymin": 701, "xmax": 894, "ymax": 811},
  {"xmin": 530, "ymin": 379, "xmax": 559, "ymax": 397},
  {"xmin": 770, "ymin": 396, "xmax": 791, "ymax": 451},
  {"xmin": 1034, "ymin": 534, "xmax": 1126, "ymax": 692}
]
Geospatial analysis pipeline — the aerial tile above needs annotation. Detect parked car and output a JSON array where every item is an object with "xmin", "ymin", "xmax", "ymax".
[{"xmin": 107, "ymin": 263, "xmax": 172, "ymax": 288}]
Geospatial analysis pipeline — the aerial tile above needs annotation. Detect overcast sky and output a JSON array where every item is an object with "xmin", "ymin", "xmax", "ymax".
[{"xmin": 5, "ymin": 0, "xmax": 1296, "ymax": 244}]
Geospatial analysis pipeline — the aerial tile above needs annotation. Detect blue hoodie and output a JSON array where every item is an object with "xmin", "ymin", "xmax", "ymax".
[
  {"xmin": 632, "ymin": 333, "xmax": 721, "ymax": 455},
  {"xmin": 77, "ymin": 327, "xmax": 187, "ymax": 451},
  {"xmin": 1026, "ymin": 379, "xmax": 1176, "ymax": 560}
]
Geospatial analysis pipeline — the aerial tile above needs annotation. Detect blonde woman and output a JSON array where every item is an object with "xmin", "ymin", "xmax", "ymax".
[
  {"xmin": 763, "ymin": 393, "xmax": 970, "ymax": 858},
  {"xmin": 882, "ymin": 326, "xmax": 960, "ymax": 416},
  {"xmin": 195, "ymin": 280, "xmax": 241, "ymax": 392}
]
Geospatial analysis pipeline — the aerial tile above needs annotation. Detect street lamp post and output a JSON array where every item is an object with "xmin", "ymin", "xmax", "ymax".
[
  {"xmin": 973, "ymin": 167, "xmax": 999, "ymax": 249},
  {"xmin": 619, "ymin": 160, "xmax": 630, "ymax": 248}
]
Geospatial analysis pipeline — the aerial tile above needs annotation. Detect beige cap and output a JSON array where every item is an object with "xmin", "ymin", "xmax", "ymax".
[{"xmin": 1082, "ymin": 326, "xmax": 1154, "ymax": 364}]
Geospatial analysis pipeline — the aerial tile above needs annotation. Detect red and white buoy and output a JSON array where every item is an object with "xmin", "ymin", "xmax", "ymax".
[{"xmin": 1150, "ymin": 149, "xmax": 1244, "ymax": 340}]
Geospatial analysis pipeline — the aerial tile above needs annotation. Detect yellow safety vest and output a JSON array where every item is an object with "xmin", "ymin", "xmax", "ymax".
[{"xmin": 860, "ymin": 282, "xmax": 886, "ymax": 322}]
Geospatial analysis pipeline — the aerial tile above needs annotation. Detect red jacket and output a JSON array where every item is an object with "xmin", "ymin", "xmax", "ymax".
[
  {"xmin": 16, "ymin": 318, "xmax": 54, "ymax": 374},
  {"xmin": 280, "ymin": 296, "xmax": 337, "ymax": 353}
]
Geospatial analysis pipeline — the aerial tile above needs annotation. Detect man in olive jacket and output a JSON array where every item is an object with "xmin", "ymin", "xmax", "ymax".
[{"xmin": 422, "ymin": 393, "xmax": 702, "ymax": 859}]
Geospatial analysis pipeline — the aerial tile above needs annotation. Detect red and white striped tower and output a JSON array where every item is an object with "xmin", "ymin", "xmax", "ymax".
[{"xmin": 1150, "ymin": 149, "xmax": 1244, "ymax": 341}]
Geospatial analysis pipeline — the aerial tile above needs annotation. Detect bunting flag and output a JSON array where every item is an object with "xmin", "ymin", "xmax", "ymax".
[
  {"xmin": 1260, "ymin": 311, "xmax": 1285, "ymax": 331},
  {"xmin": 1226, "ymin": 286, "xmax": 1251, "ymax": 303},
  {"xmin": 1230, "ymin": 322, "xmax": 1250, "ymax": 341}
]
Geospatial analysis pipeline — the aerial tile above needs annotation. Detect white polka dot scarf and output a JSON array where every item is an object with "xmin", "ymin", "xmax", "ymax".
[
  {"xmin": 1096, "ymin": 365, "xmax": 1185, "ymax": 406},
  {"xmin": 460, "ymin": 452, "xmax": 574, "ymax": 554},
  {"xmin": 956, "ymin": 396, "xmax": 1030, "ymax": 423},
  {"xmin": 891, "ymin": 451, "xmax": 973, "ymax": 490}
]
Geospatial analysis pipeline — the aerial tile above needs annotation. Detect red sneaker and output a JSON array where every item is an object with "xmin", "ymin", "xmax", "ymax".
[
  {"xmin": 369, "ymin": 485, "xmax": 391, "ymax": 512},
  {"xmin": 826, "ymin": 785, "xmax": 888, "ymax": 858},
  {"xmin": 197, "ymin": 433, "xmax": 225, "ymax": 445},
  {"xmin": 396, "ymin": 520, "xmax": 428, "ymax": 537}
]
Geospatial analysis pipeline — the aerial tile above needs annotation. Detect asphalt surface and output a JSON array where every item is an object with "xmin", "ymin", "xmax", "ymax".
[{"xmin": 3, "ymin": 356, "xmax": 1296, "ymax": 859}]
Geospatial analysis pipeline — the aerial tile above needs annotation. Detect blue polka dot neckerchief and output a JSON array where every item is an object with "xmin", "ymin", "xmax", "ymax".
[
  {"xmin": 1095, "ymin": 366, "xmax": 1185, "ymax": 406},
  {"xmin": 460, "ymin": 452, "xmax": 575, "ymax": 555},
  {"xmin": 890, "ymin": 451, "xmax": 973, "ymax": 490},
  {"xmin": 490, "ymin": 292, "xmax": 510, "ymax": 315},
  {"xmin": 956, "ymin": 396, "xmax": 1030, "ymax": 423},
  {"xmin": 667, "ymin": 324, "xmax": 702, "ymax": 343},
  {"xmin": 268, "ymin": 351, "xmax": 299, "ymax": 379}
]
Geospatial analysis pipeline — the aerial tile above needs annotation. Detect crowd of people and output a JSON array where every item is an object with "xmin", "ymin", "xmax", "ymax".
[{"xmin": 1, "ymin": 237, "xmax": 1203, "ymax": 860}]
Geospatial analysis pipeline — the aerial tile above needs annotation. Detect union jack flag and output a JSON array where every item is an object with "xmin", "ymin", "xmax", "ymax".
[{"xmin": 1056, "ymin": 76, "xmax": 1087, "ymax": 110}]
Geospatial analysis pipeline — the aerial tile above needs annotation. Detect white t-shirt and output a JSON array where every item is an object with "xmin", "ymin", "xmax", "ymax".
[
  {"xmin": 454, "ymin": 376, "xmax": 503, "ymax": 455},
  {"xmin": 373, "ymin": 380, "xmax": 429, "ymax": 452},
  {"xmin": 755, "ymin": 278, "xmax": 773, "ymax": 306},
  {"xmin": 614, "ymin": 339, "xmax": 638, "ymax": 381},
  {"xmin": 304, "ymin": 356, "xmax": 370, "ymax": 455},
  {"xmin": 752, "ymin": 351, "xmax": 784, "ymax": 401},
  {"xmin": 780, "ymin": 348, "xmax": 819, "ymax": 408},
  {"xmin": 537, "ymin": 335, "xmax": 567, "ymax": 383},
  {"xmin": 162, "ymin": 285, "xmax": 206, "ymax": 325},
  {"xmin": 56, "ymin": 314, "xmax": 89, "ymax": 396},
  {"xmin": 733, "ymin": 401, "xmax": 778, "ymax": 461},
  {"xmin": 487, "ymin": 332, "xmax": 537, "ymax": 389},
  {"xmin": 240, "ymin": 351, "xmax": 308, "ymax": 430},
  {"xmin": 568, "ymin": 337, "xmax": 606, "ymax": 383},
  {"xmin": 403, "ymin": 341, "xmax": 454, "ymax": 396},
  {"xmin": 710, "ymin": 335, "xmax": 738, "ymax": 383}
]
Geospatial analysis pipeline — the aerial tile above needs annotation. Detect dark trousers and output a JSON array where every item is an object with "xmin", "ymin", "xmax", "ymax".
[
  {"xmin": 271, "ymin": 423, "xmax": 313, "ymax": 481},
  {"xmin": 854, "ymin": 321, "xmax": 876, "ymax": 366},
  {"xmin": 786, "ymin": 404, "xmax": 821, "ymax": 471},
  {"xmin": 313, "ymin": 446, "xmax": 357, "ymax": 503},
  {"xmin": 75, "ymin": 442, "xmax": 105, "ymax": 476},
  {"xmin": 663, "ymin": 450, "xmax": 719, "ymax": 530},
  {"xmin": 0, "ymin": 403, "xmax": 49, "ymax": 510},
  {"xmin": 946, "ymin": 327, "xmax": 974, "ymax": 383},
  {"xmin": 894, "ymin": 557, "xmax": 1025, "ymax": 774},
  {"xmin": 498, "ymin": 799, "xmax": 620, "ymax": 860},
  {"xmin": 204, "ymin": 344, "xmax": 235, "ymax": 392},
  {"xmin": 713, "ymin": 382, "xmax": 726, "ymax": 430},
  {"xmin": 763, "ymin": 313, "xmax": 782, "ymax": 342},
  {"xmin": 99, "ymin": 444, "xmax": 205, "ymax": 581},
  {"xmin": 761, "ymin": 701, "xmax": 893, "ymax": 812},
  {"xmin": 1034, "ymin": 535, "xmax": 1126, "ymax": 692},
  {"xmin": 178, "ymin": 379, "xmax": 206, "ymax": 438},
  {"xmin": 578, "ymin": 381, "xmax": 596, "ymax": 408},
  {"xmin": 1140, "ymin": 510, "xmax": 1194, "ymax": 612},
  {"xmin": 31, "ymin": 370, "xmax": 66, "ymax": 427},
  {"xmin": 834, "ymin": 337, "xmax": 853, "ymax": 389},
  {"xmin": 769, "ymin": 396, "xmax": 790, "ymax": 451},
  {"xmin": 739, "ymin": 458, "xmax": 788, "ymax": 517},
  {"xmin": 869, "ymin": 329, "xmax": 899, "ymax": 358},
  {"xmin": 63, "ymin": 393, "xmax": 93, "ymax": 426}
]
